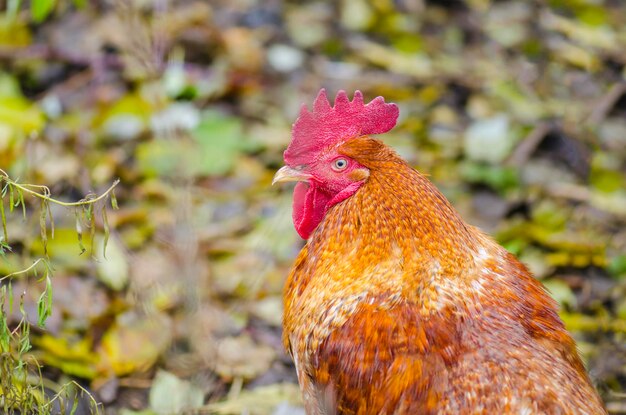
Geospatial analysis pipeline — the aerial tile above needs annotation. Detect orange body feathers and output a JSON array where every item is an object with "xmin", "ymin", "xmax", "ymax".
[{"xmin": 275, "ymin": 91, "xmax": 605, "ymax": 415}]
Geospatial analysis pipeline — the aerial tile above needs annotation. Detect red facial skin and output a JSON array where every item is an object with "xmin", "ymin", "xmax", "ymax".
[{"xmin": 291, "ymin": 151, "xmax": 367, "ymax": 239}]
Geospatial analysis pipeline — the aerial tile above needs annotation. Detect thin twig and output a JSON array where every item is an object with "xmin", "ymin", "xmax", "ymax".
[
  {"xmin": 0, "ymin": 259, "xmax": 47, "ymax": 282},
  {"xmin": 506, "ymin": 121, "xmax": 552, "ymax": 167},
  {"xmin": 0, "ymin": 169, "xmax": 120, "ymax": 207},
  {"xmin": 586, "ymin": 82, "xmax": 626, "ymax": 125}
]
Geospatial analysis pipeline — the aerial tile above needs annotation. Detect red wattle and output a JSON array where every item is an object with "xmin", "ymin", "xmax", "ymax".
[
  {"xmin": 293, "ymin": 182, "xmax": 330, "ymax": 239},
  {"xmin": 292, "ymin": 181, "xmax": 364, "ymax": 239}
]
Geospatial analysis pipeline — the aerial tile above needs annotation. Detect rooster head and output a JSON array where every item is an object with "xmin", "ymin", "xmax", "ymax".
[{"xmin": 273, "ymin": 89, "xmax": 399, "ymax": 239}]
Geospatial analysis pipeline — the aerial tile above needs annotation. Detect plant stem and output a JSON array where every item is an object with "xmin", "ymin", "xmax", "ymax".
[
  {"xmin": 0, "ymin": 169, "xmax": 120, "ymax": 208},
  {"xmin": 0, "ymin": 259, "xmax": 47, "ymax": 281}
]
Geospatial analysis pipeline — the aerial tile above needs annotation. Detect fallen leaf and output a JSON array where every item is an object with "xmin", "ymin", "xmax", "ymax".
[
  {"xmin": 464, "ymin": 114, "xmax": 517, "ymax": 164},
  {"xmin": 35, "ymin": 335, "xmax": 98, "ymax": 379},
  {"xmin": 204, "ymin": 383, "xmax": 302, "ymax": 415},
  {"xmin": 97, "ymin": 311, "xmax": 172, "ymax": 377},
  {"xmin": 216, "ymin": 335, "xmax": 275, "ymax": 381},
  {"xmin": 96, "ymin": 235, "xmax": 129, "ymax": 291},
  {"xmin": 149, "ymin": 370, "xmax": 204, "ymax": 415},
  {"xmin": 543, "ymin": 278, "xmax": 577, "ymax": 308}
]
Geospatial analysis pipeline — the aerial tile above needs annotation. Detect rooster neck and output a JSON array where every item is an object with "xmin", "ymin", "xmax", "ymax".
[
  {"xmin": 310, "ymin": 156, "xmax": 481, "ymax": 283},
  {"xmin": 282, "ymin": 138, "xmax": 497, "ymax": 350}
]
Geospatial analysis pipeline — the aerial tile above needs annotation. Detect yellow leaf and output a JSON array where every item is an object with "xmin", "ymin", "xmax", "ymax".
[
  {"xmin": 35, "ymin": 334, "xmax": 98, "ymax": 379},
  {"xmin": 96, "ymin": 312, "xmax": 172, "ymax": 376},
  {"xmin": 0, "ymin": 97, "xmax": 45, "ymax": 135},
  {"xmin": 0, "ymin": 16, "xmax": 32, "ymax": 48}
]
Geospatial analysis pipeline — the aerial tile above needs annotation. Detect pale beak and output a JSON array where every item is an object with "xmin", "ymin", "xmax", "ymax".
[{"xmin": 272, "ymin": 166, "xmax": 311, "ymax": 185}]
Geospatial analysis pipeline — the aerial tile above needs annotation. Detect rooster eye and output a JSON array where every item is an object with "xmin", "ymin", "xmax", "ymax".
[{"xmin": 332, "ymin": 158, "xmax": 348, "ymax": 171}]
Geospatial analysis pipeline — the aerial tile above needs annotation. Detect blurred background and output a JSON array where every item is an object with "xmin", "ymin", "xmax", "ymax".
[{"xmin": 0, "ymin": 0, "xmax": 625, "ymax": 413}]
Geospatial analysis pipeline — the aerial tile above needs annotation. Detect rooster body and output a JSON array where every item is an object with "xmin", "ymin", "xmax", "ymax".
[{"xmin": 275, "ymin": 90, "xmax": 606, "ymax": 415}]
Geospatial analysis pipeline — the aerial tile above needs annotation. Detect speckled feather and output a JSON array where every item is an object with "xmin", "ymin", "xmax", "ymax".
[{"xmin": 282, "ymin": 137, "xmax": 606, "ymax": 415}]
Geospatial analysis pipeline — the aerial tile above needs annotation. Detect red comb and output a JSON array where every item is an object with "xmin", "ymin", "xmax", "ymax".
[{"xmin": 284, "ymin": 89, "xmax": 399, "ymax": 166}]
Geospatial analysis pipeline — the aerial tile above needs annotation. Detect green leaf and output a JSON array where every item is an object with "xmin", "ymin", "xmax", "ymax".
[
  {"xmin": 31, "ymin": 0, "xmax": 55, "ymax": 23},
  {"xmin": 608, "ymin": 254, "xmax": 626, "ymax": 280},
  {"xmin": 8, "ymin": 281, "xmax": 13, "ymax": 314},
  {"xmin": 47, "ymin": 199, "xmax": 54, "ymax": 239},
  {"xmin": 102, "ymin": 207, "xmax": 109, "ymax": 259},
  {"xmin": 18, "ymin": 188, "xmax": 25, "ymax": 218},
  {"xmin": 89, "ymin": 205, "xmax": 96, "ymax": 256},
  {"xmin": 18, "ymin": 321, "xmax": 31, "ymax": 354},
  {"xmin": 531, "ymin": 201, "xmax": 568, "ymax": 232},
  {"xmin": 460, "ymin": 162, "xmax": 519, "ymax": 193},
  {"xmin": 40, "ymin": 200, "xmax": 48, "ymax": 256},
  {"xmin": 85, "ymin": 203, "xmax": 93, "ymax": 222},
  {"xmin": 110, "ymin": 190, "xmax": 118, "ymax": 210},
  {"xmin": 0, "ymin": 307, "xmax": 9, "ymax": 352},
  {"xmin": 188, "ymin": 112, "xmax": 247, "ymax": 176},
  {"xmin": 36, "ymin": 274, "xmax": 53, "ymax": 327},
  {"xmin": 69, "ymin": 398, "xmax": 79, "ymax": 415},
  {"xmin": 0, "ymin": 185, "xmax": 7, "ymax": 242},
  {"xmin": 75, "ymin": 210, "xmax": 86, "ymax": 255},
  {"xmin": 137, "ymin": 112, "xmax": 247, "ymax": 178},
  {"xmin": 8, "ymin": 185, "xmax": 14, "ymax": 212},
  {"xmin": 19, "ymin": 291, "xmax": 25, "ymax": 316}
]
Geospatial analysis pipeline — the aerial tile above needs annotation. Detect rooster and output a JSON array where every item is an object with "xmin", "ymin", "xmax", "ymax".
[{"xmin": 273, "ymin": 89, "xmax": 606, "ymax": 415}]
